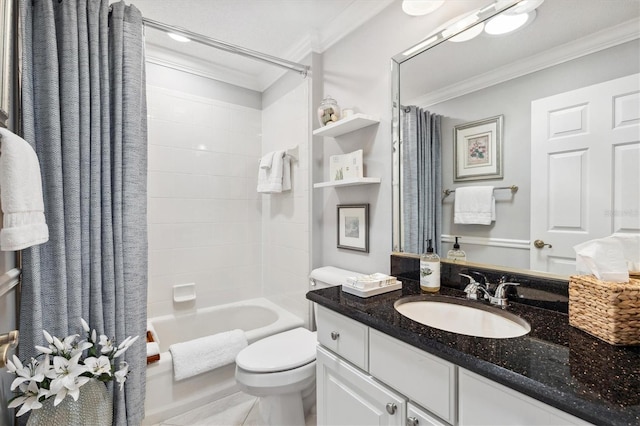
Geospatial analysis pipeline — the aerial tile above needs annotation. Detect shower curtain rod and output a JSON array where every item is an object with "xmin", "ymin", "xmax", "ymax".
[{"xmin": 142, "ymin": 18, "xmax": 310, "ymax": 77}]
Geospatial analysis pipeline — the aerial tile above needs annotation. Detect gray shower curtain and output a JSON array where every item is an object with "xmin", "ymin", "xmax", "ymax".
[
  {"xmin": 402, "ymin": 106, "xmax": 442, "ymax": 255},
  {"xmin": 19, "ymin": 1, "xmax": 147, "ymax": 424}
]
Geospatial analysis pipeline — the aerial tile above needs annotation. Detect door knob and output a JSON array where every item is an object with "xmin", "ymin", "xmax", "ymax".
[
  {"xmin": 534, "ymin": 239, "xmax": 552, "ymax": 249},
  {"xmin": 330, "ymin": 331, "xmax": 340, "ymax": 340},
  {"xmin": 407, "ymin": 416, "xmax": 419, "ymax": 426}
]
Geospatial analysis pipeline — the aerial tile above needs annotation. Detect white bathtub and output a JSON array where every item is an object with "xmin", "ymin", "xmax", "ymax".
[{"xmin": 142, "ymin": 298, "xmax": 305, "ymax": 424}]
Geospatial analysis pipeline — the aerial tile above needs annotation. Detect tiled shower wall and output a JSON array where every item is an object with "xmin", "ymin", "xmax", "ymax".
[
  {"xmin": 146, "ymin": 67, "xmax": 263, "ymax": 317},
  {"xmin": 261, "ymin": 81, "xmax": 311, "ymax": 325}
]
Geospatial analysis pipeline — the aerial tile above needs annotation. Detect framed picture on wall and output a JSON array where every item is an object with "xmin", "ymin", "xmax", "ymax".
[
  {"xmin": 337, "ymin": 204, "xmax": 369, "ymax": 252},
  {"xmin": 454, "ymin": 115, "xmax": 503, "ymax": 181}
]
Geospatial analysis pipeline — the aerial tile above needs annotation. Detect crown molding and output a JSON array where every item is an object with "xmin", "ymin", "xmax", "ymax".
[
  {"xmin": 145, "ymin": 43, "xmax": 262, "ymax": 91},
  {"xmin": 411, "ymin": 18, "xmax": 640, "ymax": 107}
]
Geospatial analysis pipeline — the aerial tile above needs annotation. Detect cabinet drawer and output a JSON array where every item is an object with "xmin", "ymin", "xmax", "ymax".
[
  {"xmin": 369, "ymin": 329, "xmax": 456, "ymax": 424},
  {"xmin": 316, "ymin": 305, "xmax": 369, "ymax": 370},
  {"xmin": 408, "ymin": 402, "xmax": 448, "ymax": 426}
]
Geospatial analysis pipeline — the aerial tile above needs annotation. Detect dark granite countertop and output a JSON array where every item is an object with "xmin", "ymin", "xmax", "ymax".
[{"xmin": 306, "ymin": 281, "xmax": 640, "ymax": 426}]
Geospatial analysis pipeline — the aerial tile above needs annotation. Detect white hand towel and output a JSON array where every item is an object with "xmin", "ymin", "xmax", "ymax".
[
  {"xmin": 454, "ymin": 186, "xmax": 495, "ymax": 225},
  {"xmin": 259, "ymin": 152, "xmax": 275, "ymax": 169},
  {"xmin": 169, "ymin": 329, "xmax": 247, "ymax": 381},
  {"xmin": 282, "ymin": 154, "xmax": 292, "ymax": 191},
  {"xmin": 257, "ymin": 150, "xmax": 285, "ymax": 193},
  {"xmin": 0, "ymin": 128, "xmax": 49, "ymax": 251}
]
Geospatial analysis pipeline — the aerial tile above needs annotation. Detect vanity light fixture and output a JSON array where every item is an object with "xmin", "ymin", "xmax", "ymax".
[
  {"xmin": 503, "ymin": 0, "xmax": 544, "ymax": 15},
  {"xmin": 402, "ymin": 35, "xmax": 439, "ymax": 56},
  {"xmin": 167, "ymin": 32, "xmax": 190, "ymax": 42},
  {"xmin": 402, "ymin": 0, "xmax": 445, "ymax": 16},
  {"xmin": 484, "ymin": 10, "xmax": 536, "ymax": 35},
  {"xmin": 441, "ymin": 11, "xmax": 484, "ymax": 42}
]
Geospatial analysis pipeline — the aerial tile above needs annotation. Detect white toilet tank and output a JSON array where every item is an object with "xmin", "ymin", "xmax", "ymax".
[{"xmin": 308, "ymin": 266, "xmax": 362, "ymax": 330}]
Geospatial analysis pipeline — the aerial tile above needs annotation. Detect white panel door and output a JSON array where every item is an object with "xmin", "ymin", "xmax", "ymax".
[
  {"xmin": 531, "ymin": 73, "xmax": 640, "ymax": 274},
  {"xmin": 316, "ymin": 346, "xmax": 405, "ymax": 426}
]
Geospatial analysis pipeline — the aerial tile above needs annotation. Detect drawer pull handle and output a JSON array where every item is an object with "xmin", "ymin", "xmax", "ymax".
[
  {"xmin": 407, "ymin": 417, "xmax": 419, "ymax": 426},
  {"xmin": 330, "ymin": 331, "xmax": 340, "ymax": 340},
  {"xmin": 386, "ymin": 402, "xmax": 397, "ymax": 415}
]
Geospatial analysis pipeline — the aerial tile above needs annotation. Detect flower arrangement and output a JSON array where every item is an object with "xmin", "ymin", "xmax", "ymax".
[{"xmin": 6, "ymin": 319, "xmax": 138, "ymax": 416}]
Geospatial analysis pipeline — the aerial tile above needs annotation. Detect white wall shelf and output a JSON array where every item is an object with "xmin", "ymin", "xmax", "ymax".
[
  {"xmin": 312, "ymin": 113, "xmax": 380, "ymax": 137},
  {"xmin": 313, "ymin": 177, "xmax": 381, "ymax": 189}
]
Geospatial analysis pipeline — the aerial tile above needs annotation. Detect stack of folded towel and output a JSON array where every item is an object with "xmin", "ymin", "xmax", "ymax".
[
  {"xmin": 345, "ymin": 273, "xmax": 398, "ymax": 290},
  {"xmin": 257, "ymin": 150, "xmax": 292, "ymax": 193},
  {"xmin": 146, "ymin": 322, "xmax": 160, "ymax": 364}
]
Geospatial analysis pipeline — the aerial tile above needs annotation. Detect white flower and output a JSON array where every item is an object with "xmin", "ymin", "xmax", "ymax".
[
  {"xmin": 113, "ymin": 335, "xmax": 139, "ymax": 358},
  {"xmin": 46, "ymin": 353, "xmax": 90, "ymax": 406},
  {"xmin": 7, "ymin": 355, "xmax": 48, "ymax": 391},
  {"xmin": 114, "ymin": 362, "xmax": 129, "ymax": 390},
  {"xmin": 80, "ymin": 318, "xmax": 90, "ymax": 333},
  {"xmin": 8, "ymin": 381, "xmax": 46, "ymax": 416},
  {"xmin": 84, "ymin": 355, "xmax": 112, "ymax": 376},
  {"xmin": 99, "ymin": 335, "xmax": 115, "ymax": 354}
]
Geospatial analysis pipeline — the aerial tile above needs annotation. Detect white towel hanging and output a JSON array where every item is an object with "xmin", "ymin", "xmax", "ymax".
[
  {"xmin": 454, "ymin": 186, "xmax": 495, "ymax": 225},
  {"xmin": 0, "ymin": 128, "xmax": 49, "ymax": 250}
]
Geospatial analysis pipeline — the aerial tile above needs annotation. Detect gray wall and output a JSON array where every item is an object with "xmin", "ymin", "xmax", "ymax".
[
  {"xmin": 434, "ymin": 40, "xmax": 639, "ymax": 268},
  {"xmin": 315, "ymin": 0, "xmax": 489, "ymax": 274}
]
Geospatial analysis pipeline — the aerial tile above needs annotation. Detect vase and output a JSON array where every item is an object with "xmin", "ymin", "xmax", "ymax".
[{"xmin": 26, "ymin": 379, "xmax": 113, "ymax": 426}]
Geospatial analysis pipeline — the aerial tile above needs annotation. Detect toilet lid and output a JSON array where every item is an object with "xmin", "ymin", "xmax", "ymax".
[{"xmin": 236, "ymin": 327, "xmax": 316, "ymax": 373}]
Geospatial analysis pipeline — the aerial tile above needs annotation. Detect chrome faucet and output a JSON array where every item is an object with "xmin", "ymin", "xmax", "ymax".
[{"xmin": 460, "ymin": 273, "xmax": 519, "ymax": 307}]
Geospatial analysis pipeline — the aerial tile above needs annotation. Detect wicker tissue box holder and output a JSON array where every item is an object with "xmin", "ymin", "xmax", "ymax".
[{"xmin": 569, "ymin": 275, "xmax": 640, "ymax": 345}]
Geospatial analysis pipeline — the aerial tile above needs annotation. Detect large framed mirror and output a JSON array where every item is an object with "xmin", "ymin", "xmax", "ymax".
[
  {"xmin": 392, "ymin": 0, "xmax": 640, "ymax": 276},
  {"xmin": 0, "ymin": 0, "xmax": 11, "ymax": 128}
]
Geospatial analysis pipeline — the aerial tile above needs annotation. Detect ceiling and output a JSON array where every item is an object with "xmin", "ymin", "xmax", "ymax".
[{"xmin": 131, "ymin": 0, "xmax": 395, "ymax": 91}]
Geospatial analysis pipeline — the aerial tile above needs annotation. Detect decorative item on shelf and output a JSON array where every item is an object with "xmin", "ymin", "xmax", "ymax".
[
  {"xmin": 317, "ymin": 95, "xmax": 340, "ymax": 126},
  {"xmin": 341, "ymin": 108, "xmax": 354, "ymax": 119},
  {"xmin": 329, "ymin": 149, "xmax": 363, "ymax": 182},
  {"xmin": 337, "ymin": 204, "xmax": 369, "ymax": 252},
  {"xmin": 6, "ymin": 318, "xmax": 138, "ymax": 423}
]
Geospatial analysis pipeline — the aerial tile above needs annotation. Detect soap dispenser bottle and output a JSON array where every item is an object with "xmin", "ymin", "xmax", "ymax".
[
  {"xmin": 447, "ymin": 237, "xmax": 467, "ymax": 261},
  {"xmin": 420, "ymin": 239, "xmax": 440, "ymax": 293}
]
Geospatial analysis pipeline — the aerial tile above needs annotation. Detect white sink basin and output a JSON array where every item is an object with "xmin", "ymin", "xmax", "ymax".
[{"xmin": 394, "ymin": 296, "xmax": 530, "ymax": 339}]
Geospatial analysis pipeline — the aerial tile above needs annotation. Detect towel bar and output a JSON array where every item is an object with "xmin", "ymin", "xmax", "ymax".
[{"xmin": 443, "ymin": 185, "xmax": 518, "ymax": 197}]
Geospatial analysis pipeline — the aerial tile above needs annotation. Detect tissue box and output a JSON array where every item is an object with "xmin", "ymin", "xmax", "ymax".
[{"xmin": 569, "ymin": 275, "xmax": 640, "ymax": 345}]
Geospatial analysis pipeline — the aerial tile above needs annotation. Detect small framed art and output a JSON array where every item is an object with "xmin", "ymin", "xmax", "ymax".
[
  {"xmin": 337, "ymin": 204, "xmax": 369, "ymax": 252},
  {"xmin": 454, "ymin": 115, "xmax": 503, "ymax": 182}
]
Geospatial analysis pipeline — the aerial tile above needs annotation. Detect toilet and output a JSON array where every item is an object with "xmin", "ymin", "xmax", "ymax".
[{"xmin": 234, "ymin": 266, "xmax": 360, "ymax": 426}]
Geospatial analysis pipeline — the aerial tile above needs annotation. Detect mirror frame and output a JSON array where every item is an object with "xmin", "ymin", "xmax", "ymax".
[
  {"xmin": 0, "ymin": 0, "xmax": 12, "ymax": 128},
  {"xmin": 391, "ymin": 0, "xmax": 519, "ymax": 253}
]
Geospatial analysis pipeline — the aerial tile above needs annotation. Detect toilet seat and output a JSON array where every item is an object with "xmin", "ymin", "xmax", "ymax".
[{"xmin": 236, "ymin": 327, "xmax": 317, "ymax": 373}]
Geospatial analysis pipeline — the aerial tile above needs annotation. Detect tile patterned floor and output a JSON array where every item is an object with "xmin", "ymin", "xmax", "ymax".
[{"xmin": 155, "ymin": 391, "xmax": 317, "ymax": 426}]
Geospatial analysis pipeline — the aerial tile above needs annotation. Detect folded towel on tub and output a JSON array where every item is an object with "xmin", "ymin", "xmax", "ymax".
[{"xmin": 169, "ymin": 329, "xmax": 248, "ymax": 381}]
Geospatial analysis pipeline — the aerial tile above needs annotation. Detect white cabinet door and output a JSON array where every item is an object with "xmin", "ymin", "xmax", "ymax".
[
  {"xmin": 317, "ymin": 346, "xmax": 405, "ymax": 426},
  {"xmin": 459, "ymin": 369, "xmax": 592, "ymax": 426},
  {"xmin": 530, "ymin": 73, "xmax": 640, "ymax": 274},
  {"xmin": 369, "ymin": 329, "xmax": 456, "ymax": 424}
]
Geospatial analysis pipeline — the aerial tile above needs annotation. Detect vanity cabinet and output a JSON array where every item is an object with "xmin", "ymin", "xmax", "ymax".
[
  {"xmin": 317, "ymin": 346, "xmax": 406, "ymax": 426},
  {"xmin": 312, "ymin": 113, "xmax": 381, "ymax": 189},
  {"xmin": 370, "ymin": 329, "xmax": 456, "ymax": 424},
  {"xmin": 316, "ymin": 307, "xmax": 593, "ymax": 426},
  {"xmin": 458, "ymin": 369, "xmax": 590, "ymax": 426}
]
